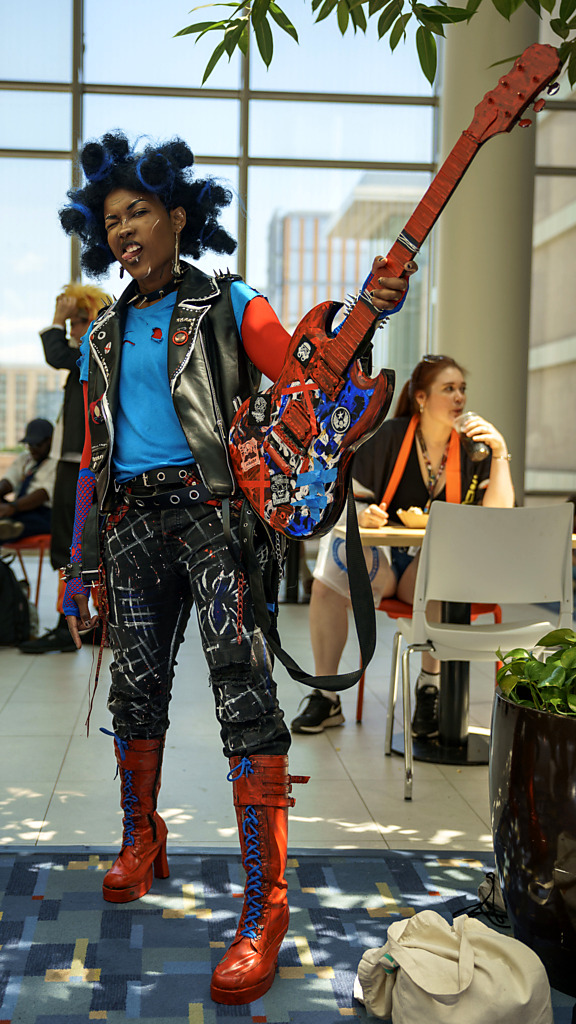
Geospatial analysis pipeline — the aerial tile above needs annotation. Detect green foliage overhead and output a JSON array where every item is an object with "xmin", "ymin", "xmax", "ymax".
[
  {"xmin": 175, "ymin": 0, "xmax": 576, "ymax": 87},
  {"xmin": 497, "ymin": 627, "xmax": 576, "ymax": 717}
]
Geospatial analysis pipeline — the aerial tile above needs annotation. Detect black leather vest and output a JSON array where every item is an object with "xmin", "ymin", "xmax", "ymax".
[{"xmin": 85, "ymin": 264, "xmax": 262, "ymax": 510}]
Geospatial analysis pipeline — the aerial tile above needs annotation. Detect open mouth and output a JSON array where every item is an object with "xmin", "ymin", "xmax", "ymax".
[{"xmin": 122, "ymin": 242, "xmax": 142, "ymax": 263}]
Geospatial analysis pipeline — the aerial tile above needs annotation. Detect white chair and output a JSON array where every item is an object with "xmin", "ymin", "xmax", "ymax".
[{"xmin": 385, "ymin": 502, "xmax": 574, "ymax": 800}]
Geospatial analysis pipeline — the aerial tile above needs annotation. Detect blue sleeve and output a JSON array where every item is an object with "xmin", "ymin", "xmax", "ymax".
[
  {"xmin": 332, "ymin": 275, "xmax": 409, "ymax": 337},
  {"xmin": 77, "ymin": 324, "xmax": 93, "ymax": 383},
  {"xmin": 230, "ymin": 280, "xmax": 261, "ymax": 333}
]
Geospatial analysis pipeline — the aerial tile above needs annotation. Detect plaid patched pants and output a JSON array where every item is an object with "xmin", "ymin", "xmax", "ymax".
[{"xmin": 101, "ymin": 501, "xmax": 290, "ymax": 758}]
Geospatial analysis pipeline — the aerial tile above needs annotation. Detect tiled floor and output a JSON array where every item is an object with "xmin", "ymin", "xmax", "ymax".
[{"xmin": 0, "ymin": 558, "xmax": 499, "ymax": 853}]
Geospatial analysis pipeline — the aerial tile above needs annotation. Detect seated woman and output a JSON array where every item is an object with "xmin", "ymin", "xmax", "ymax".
[{"xmin": 291, "ymin": 354, "xmax": 515, "ymax": 738}]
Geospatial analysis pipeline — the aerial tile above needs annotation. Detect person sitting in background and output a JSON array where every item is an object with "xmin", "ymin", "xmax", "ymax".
[
  {"xmin": 291, "ymin": 354, "xmax": 515, "ymax": 738},
  {"xmin": 19, "ymin": 284, "xmax": 110, "ymax": 654},
  {"xmin": 0, "ymin": 419, "xmax": 56, "ymax": 541}
]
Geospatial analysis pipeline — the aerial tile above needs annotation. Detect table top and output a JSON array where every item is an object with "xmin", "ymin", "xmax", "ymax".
[
  {"xmin": 333, "ymin": 523, "xmax": 426, "ymax": 546},
  {"xmin": 334, "ymin": 523, "xmax": 576, "ymax": 548}
]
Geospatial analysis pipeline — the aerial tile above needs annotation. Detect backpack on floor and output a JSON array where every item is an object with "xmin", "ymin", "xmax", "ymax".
[{"xmin": 0, "ymin": 555, "xmax": 30, "ymax": 645}]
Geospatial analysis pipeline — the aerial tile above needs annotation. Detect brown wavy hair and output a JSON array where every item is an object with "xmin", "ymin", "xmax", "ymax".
[{"xmin": 394, "ymin": 355, "xmax": 466, "ymax": 418}]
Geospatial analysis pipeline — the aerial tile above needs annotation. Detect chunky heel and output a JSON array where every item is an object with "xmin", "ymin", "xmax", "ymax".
[
  {"xmin": 154, "ymin": 838, "xmax": 169, "ymax": 879},
  {"xmin": 100, "ymin": 733, "xmax": 168, "ymax": 904}
]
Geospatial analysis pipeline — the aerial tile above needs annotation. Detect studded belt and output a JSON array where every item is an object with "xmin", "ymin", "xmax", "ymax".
[
  {"xmin": 123, "ymin": 483, "xmax": 213, "ymax": 510},
  {"xmin": 127, "ymin": 464, "xmax": 197, "ymax": 489},
  {"xmin": 120, "ymin": 465, "xmax": 213, "ymax": 509}
]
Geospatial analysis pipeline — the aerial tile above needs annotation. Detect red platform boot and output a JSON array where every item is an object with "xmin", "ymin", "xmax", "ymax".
[
  {"xmin": 101, "ymin": 732, "xmax": 169, "ymax": 903},
  {"xmin": 211, "ymin": 754, "xmax": 309, "ymax": 1005}
]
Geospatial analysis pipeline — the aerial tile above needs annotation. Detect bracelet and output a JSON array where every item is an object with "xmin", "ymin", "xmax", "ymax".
[{"xmin": 493, "ymin": 453, "xmax": 512, "ymax": 461}]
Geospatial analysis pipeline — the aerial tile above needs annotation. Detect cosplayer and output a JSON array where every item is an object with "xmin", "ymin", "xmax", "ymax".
[
  {"xmin": 293, "ymin": 355, "xmax": 514, "ymax": 738},
  {"xmin": 59, "ymin": 131, "xmax": 412, "ymax": 1006}
]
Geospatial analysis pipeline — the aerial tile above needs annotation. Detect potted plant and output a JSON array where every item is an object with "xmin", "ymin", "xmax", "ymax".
[{"xmin": 490, "ymin": 628, "xmax": 576, "ymax": 996}]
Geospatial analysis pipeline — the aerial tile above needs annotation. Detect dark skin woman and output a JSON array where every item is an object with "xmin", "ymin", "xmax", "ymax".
[{"xmin": 59, "ymin": 131, "xmax": 415, "ymax": 1006}]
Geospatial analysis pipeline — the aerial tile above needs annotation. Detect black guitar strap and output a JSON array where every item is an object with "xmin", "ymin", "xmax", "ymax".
[{"xmin": 238, "ymin": 479, "xmax": 377, "ymax": 691}]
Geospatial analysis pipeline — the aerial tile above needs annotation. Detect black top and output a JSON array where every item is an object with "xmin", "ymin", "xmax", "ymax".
[
  {"xmin": 352, "ymin": 416, "xmax": 491, "ymax": 523},
  {"xmin": 40, "ymin": 327, "xmax": 85, "ymax": 458}
]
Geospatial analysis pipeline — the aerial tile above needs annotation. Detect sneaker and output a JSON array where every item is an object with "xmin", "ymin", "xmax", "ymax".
[
  {"xmin": 411, "ymin": 678, "xmax": 439, "ymax": 738},
  {"xmin": 19, "ymin": 625, "xmax": 78, "ymax": 654},
  {"xmin": 291, "ymin": 689, "xmax": 345, "ymax": 733},
  {"xmin": 0, "ymin": 519, "xmax": 24, "ymax": 541}
]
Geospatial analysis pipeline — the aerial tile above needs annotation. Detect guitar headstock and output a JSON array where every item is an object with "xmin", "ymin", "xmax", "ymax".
[{"xmin": 466, "ymin": 43, "xmax": 562, "ymax": 144}]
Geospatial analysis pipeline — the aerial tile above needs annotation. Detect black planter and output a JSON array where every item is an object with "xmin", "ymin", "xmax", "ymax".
[{"xmin": 490, "ymin": 688, "xmax": 576, "ymax": 996}]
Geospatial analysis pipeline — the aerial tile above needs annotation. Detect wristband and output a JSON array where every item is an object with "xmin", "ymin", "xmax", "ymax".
[
  {"xmin": 62, "ymin": 562, "xmax": 83, "ymax": 581},
  {"xmin": 63, "ymin": 575, "xmax": 91, "ymax": 618}
]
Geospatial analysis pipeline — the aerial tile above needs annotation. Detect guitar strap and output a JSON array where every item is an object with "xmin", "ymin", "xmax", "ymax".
[
  {"xmin": 237, "ymin": 479, "xmax": 376, "ymax": 692},
  {"xmin": 380, "ymin": 414, "xmax": 462, "ymax": 509}
]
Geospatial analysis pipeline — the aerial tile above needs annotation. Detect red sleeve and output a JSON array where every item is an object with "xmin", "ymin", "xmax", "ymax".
[
  {"xmin": 80, "ymin": 381, "xmax": 92, "ymax": 469},
  {"xmin": 240, "ymin": 296, "xmax": 291, "ymax": 382}
]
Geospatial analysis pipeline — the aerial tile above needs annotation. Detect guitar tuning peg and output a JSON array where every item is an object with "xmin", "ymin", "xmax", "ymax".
[
  {"xmin": 518, "ymin": 118, "xmax": 532, "ymax": 128},
  {"xmin": 533, "ymin": 98, "xmax": 546, "ymax": 113},
  {"xmin": 547, "ymin": 82, "xmax": 560, "ymax": 95}
]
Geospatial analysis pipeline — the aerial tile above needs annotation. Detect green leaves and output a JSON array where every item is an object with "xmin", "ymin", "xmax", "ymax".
[
  {"xmin": 416, "ymin": 25, "xmax": 437, "ymax": 81},
  {"xmin": 490, "ymin": 0, "xmax": 525, "ymax": 18},
  {"xmin": 175, "ymin": 2, "xmax": 298, "ymax": 83},
  {"xmin": 176, "ymin": 0, "xmax": 576, "ymax": 87},
  {"xmin": 498, "ymin": 629, "xmax": 576, "ymax": 718}
]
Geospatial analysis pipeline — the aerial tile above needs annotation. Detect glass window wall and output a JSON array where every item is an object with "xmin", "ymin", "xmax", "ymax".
[
  {"xmin": 0, "ymin": 0, "xmax": 435, "ymax": 410},
  {"xmin": 0, "ymin": 1, "xmax": 72, "ymax": 82},
  {"xmin": 84, "ymin": 0, "xmax": 240, "ymax": 90}
]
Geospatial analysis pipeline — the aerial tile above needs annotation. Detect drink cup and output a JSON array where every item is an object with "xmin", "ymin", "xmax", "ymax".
[{"xmin": 455, "ymin": 411, "xmax": 490, "ymax": 462}]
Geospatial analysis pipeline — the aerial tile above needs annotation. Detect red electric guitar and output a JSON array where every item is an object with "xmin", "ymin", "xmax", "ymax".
[{"xmin": 229, "ymin": 43, "xmax": 562, "ymax": 540}]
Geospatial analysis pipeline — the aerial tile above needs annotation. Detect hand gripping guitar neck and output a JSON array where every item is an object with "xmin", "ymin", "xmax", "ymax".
[{"xmin": 229, "ymin": 43, "xmax": 561, "ymax": 541}]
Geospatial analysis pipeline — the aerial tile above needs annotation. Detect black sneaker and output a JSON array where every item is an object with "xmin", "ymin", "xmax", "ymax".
[
  {"xmin": 291, "ymin": 690, "xmax": 345, "ymax": 733},
  {"xmin": 411, "ymin": 681, "xmax": 439, "ymax": 738},
  {"xmin": 19, "ymin": 625, "xmax": 78, "ymax": 654}
]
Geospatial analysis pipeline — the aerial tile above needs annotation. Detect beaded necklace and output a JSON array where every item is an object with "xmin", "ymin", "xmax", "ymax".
[{"xmin": 416, "ymin": 425, "xmax": 450, "ymax": 500}]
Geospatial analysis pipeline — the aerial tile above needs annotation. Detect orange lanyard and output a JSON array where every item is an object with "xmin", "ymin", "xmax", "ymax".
[{"xmin": 380, "ymin": 414, "xmax": 461, "ymax": 509}]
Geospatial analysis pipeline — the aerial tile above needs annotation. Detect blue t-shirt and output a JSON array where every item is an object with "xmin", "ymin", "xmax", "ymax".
[
  {"xmin": 78, "ymin": 274, "xmax": 407, "ymax": 482},
  {"xmin": 79, "ymin": 280, "xmax": 259, "ymax": 482}
]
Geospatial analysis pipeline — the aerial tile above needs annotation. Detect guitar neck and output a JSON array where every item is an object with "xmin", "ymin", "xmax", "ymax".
[
  {"xmin": 330, "ymin": 131, "xmax": 480, "ymax": 374},
  {"xmin": 372, "ymin": 131, "xmax": 481, "ymax": 281}
]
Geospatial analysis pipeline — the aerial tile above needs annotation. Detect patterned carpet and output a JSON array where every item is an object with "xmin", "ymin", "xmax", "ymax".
[{"xmin": 0, "ymin": 847, "xmax": 573, "ymax": 1023}]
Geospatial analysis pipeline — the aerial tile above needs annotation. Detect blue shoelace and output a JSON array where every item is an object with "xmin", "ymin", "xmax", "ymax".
[
  {"xmin": 101, "ymin": 727, "xmax": 136, "ymax": 847},
  {"xmin": 227, "ymin": 756, "xmax": 264, "ymax": 938}
]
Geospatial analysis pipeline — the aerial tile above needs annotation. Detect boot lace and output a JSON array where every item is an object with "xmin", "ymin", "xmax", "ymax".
[
  {"xmin": 100, "ymin": 727, "xmax": 136, "ymax": 847},
  {"xmin": 227, "ymin": 756, "xmax": 254, "ymax": 781},
  {"xmin": 226, "ymin": 756, "xmax": 264, "ymax": 938},
  {"xmin": 240, "ymin": 806, "xmax": 264, "ymax": 938}
]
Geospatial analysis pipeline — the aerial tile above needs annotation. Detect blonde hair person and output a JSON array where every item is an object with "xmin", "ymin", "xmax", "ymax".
[
  {"xmin": 18, "ymin": 282, "xmax": 112, "ymax": 654},
  {"xmin": 54, "ymin": 282, "xmax": 112, "ymax": 347}
]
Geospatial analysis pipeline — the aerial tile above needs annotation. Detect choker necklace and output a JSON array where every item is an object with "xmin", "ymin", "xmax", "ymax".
[{"xmin": 128, "ymin": 277, "xmax": 180, "ymax": 308}]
